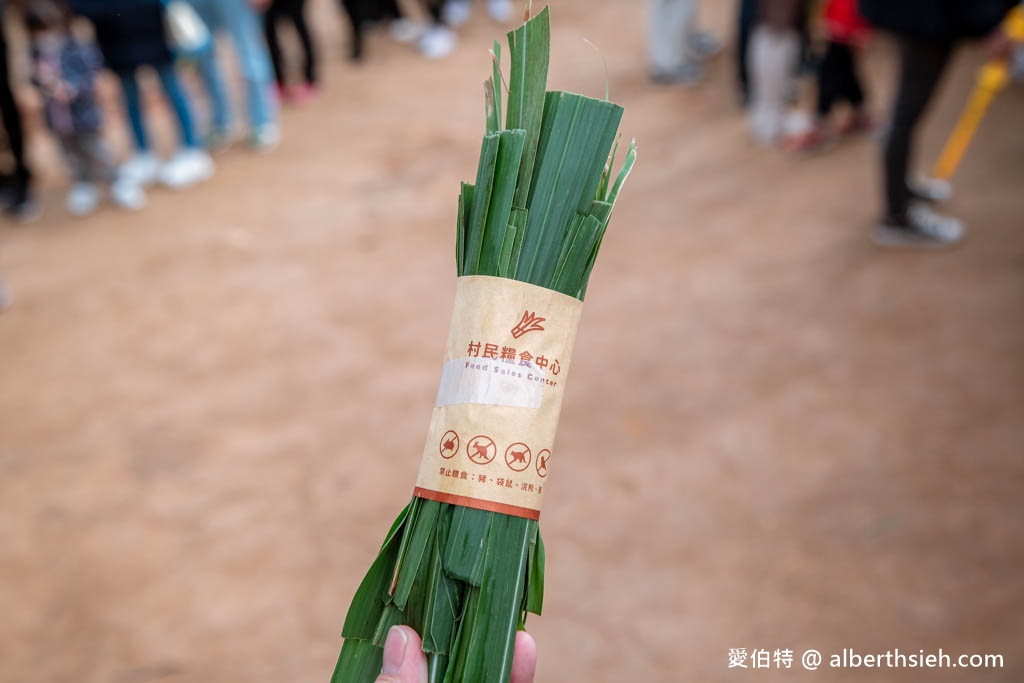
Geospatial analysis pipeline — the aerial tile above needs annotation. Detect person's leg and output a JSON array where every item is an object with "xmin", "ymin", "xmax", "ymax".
[
  {"xmin": 81, "ymin": 133, "xmax": 119, "ymax": 186},
  {"xmin": 839, "ymin": 44, "xmax": 865, "ymax": 111},
  {"xmin": 118, "ymin": 70, "xmax": 151, "ymax": 151},
  {"xmin": 190, "ymin": 0, "xmax": 233, "ymax": 137},
  {"xmin": 115, "ymin": 70, "xmax": 163, "ymax": 187},
  {"xmin": 61, "ymin": 136, "xmax": 90, "ymax": 184},
  {"xmin": 648, "ymin": 0, "xmax": 693, "ymax": 79},
  {"xmin": 264, "ymin": 2, "xmax": 288, "ymax": 88},
  {"xmin": 748, "ymin": 0, "xmax": 802, "ymax": 143},
  {"xmin": 0, "ymin": 16, "xmax": 32, "ymax": 210},
  {"xmin": 816, "ymin": 40, "xmax": 843, "ymax": 119},
  {"xmin": 288, "ymin": 0, "xmax": 318, "ymax": 86},
  {"xmin": 223, "ymin": 0, "xmax": 276, "ymax": 130},
  {"xmin": 883, "ymin": 37, "xmax": 954, "ymax": 223},
  {"xmin": 62, "ymin": 135, "xmax": 102, "ymax": 216},
  {"xmin": 424, "ymin": 0, "xmax": 444, "ymax": 25},
  {"xmin": 737, "ymin": 0, "xmax": 757, "ymax": 104},
  {"xmin": 155, "ymin": 63, "xmax": 201, "ymax": 149},
  {"xmin": 340, "ymin": 0, "xmax": 367, "ymax": 60}
]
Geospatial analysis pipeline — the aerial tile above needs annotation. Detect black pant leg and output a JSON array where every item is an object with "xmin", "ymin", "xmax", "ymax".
[
  {"xmin": 424, "ymin": 0, "xmax": 444, "ymax": 25},
  {"xmin": 288, "ymin": 0, "xmax": 317, "ymax": 85},
  {"xmin": 737, "ymin": 0, "xmax": 757, "ymax": 102},
  {"xmin": 340, "ymin": 0, "xmax": 366, "ymax": 60},
  {"xmin": 0, "ymin": 16, "xmax": 29, "ymax": 199},
  {"xmin": 264, "ymin": 4, "xmax": 287, "ymax": 87},
  {"xmin": 817, "ymin": 41, "xmax": 843, "ymax": 118},
  {"xmin": 883, "ymin": 37, "xmax": 954, "ymax": 222},
  {"xmin": 837, "ymin": 43, "xmax": 865, "ymax": 109}
]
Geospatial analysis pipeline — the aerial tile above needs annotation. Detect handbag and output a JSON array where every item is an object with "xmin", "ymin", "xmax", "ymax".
[{"xmin": 162, "ymin": 0, "xmax": 212, "ymax": 59}]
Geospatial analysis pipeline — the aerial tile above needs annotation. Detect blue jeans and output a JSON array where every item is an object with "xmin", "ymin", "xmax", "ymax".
[
  {"xmin": 119, "ymin": 64, "xmax": 200, "ymax": 151},
  {"xmin": 188, "ymin": 0, "xmax": 276, "ymax": 132}
]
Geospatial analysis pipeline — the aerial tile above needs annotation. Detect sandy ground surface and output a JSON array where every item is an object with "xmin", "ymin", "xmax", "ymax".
[{"xmin": 1, "ymin": 1, "xmax": 1022, "ymax": 682}]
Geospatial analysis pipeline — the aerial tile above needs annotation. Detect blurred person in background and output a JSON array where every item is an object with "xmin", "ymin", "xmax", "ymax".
[
  {"xmin": 860, "ymin": 0, "xmax": 1018, "ymax": 247},
  {"xmin": 783, "ymin": 0, "xmax": 872, "ymax": 152},
  {"xmin": 747, "ymin": 0, "xmax": 805, "ymax": 144},
  {"xmin": 70, "ymin": 0, "xmax": 214, "ymax": 189},
  {"xmin": 25, "ymin": 0, "xmax": 146, "ymax": 215},
  {"xmin": 0, "ymin": 2, "xmax": 39, "ymax": 221},
  {"xmin": 186, "ymin": 0, "xmax": 280, "ymax": 151},
  {"xmin": 648, "ymin": 0, "xmax": 721, "ymax": 85},
  {"xmin": 261, "ymin": 0, "xmax": 319, "ymax": 103}
]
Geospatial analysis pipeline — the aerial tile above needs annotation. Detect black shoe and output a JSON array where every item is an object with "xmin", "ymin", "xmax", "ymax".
[{"xmin": 5, "ymin": 193, "xmax": 41, "ymax": 223}]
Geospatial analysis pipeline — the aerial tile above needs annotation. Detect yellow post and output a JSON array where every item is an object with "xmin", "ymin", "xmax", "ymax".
[{"xmin": 931, "ymin": 6, "xmax": 1024, "ymax": 181}]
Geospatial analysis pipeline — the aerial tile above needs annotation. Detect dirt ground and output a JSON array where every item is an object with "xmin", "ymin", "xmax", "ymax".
[{"xmin": 1, "ymin": 1, "xmax": 1022, "ymax": 682}]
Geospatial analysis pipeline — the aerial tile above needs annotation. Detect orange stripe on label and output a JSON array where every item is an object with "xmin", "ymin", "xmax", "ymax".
[{"xmin": 413, "ymin": 487, "xmax": 541, "ymax": 521}]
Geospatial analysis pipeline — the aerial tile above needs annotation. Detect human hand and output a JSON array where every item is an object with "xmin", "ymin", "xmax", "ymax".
[
  {"xmin": 375, "ymin": 625, "xmax": 537, "ymax": 683},
  {"xmin": 249, "ymin": 0, "xmax": 270, "ymax": 11}
]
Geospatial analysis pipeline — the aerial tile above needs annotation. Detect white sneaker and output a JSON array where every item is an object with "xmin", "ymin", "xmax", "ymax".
[
  {"xmin": 389, "ymin": 18, "xmax": 424, "ymax": 44},
  {"xmin": 874, "ymin": 202, "xmax": 965, "ymax": 248},
  {"xmin": 119, "ymin": 152, "xmax": 161, "ymax": 187},
  {"xmin": 110, "ymin": 179, "xmax": 146, "ymax": 211},
  {"xmin": 159, "ymin": 149, "xmax": 214, "ymax": 189},
  {"xmin": 66, "ymin": 182, "xmax": 100, "ymax": 216},
  {"xmin": 442, "ymin": 0, "xmax": 471, "ymax": 27},
  {"xmin": 419, "ymin": 25, "xmax": 456, "ymax": 59},
  {"xmin": 486, "ymin": 0, "xmax": 514, "ymax": 22},
  {"xmin": 250, "ymin": 124, "xmax": 280, "ymax": 153},
  {"xmin": 908, "ymin": 175, "xmax": 953, "ymax": 204}
]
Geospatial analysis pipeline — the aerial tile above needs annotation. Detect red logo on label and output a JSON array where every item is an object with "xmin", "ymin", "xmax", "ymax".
[
  {"xmin": 511, "ymin": 311, "xmax": 546, "ymax": 339},
  {"xmin": 504, "ymin": 443, "xmax": 532, "ymax": 472},
  {"xmin": 466, "ymin": 435, "xmax": 496, "ymax": 465}
]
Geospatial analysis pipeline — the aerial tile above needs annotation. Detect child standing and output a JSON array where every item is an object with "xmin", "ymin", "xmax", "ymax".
[
  {"xmin": 26, "ymin": 1, "xmax": 144, "ymax": 215},
  {"xmin": 70, "ymin": 0, "xmax": 213, "ymax": 189},
  {"xmin": 785, "ymin": 0, "xmax": 872, "ymax": 151}
]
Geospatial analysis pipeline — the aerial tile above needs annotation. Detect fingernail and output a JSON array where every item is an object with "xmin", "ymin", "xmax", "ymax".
[{"xmin": 381, "ymin": 626, "xmax": 408, "ymax": 676}]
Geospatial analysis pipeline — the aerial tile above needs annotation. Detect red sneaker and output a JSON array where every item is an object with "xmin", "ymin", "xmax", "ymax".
[
  {"xmin": 782, "ymin": 124, "xmax": 834, "ymax": 154},
  {"xmin": 291, "ymin": 83, "xmax": 319, "ymax": 105}
]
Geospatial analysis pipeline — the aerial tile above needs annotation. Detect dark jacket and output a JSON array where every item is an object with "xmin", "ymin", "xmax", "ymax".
[
  {"xmin": 859, "ymin": 0, "xmax": 1017, "ymax": 42},
  {"xmin": 68, "ymin": 0, "xmax": 172, "ymax": 73}
]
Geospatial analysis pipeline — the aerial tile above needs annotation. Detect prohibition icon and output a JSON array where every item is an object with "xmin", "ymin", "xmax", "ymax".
[
  {"xmin": 536, "ymin": 449, "xmax": 551, "ymax": 478},
  {"xmin": 439, "ymin": 430, "xmax": 459, "ymax": 459},
  {"xmin": 466, "ymin": 435, "xmax": 496, "ymax": 465},
  {"xmin": 504, "ymin": 443, "xmax": 532, "ymax": 472}
]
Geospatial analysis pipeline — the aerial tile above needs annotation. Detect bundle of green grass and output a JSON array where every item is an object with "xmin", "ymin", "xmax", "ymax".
[{"xmin": 331, "ymin": 7, "xmax": 635, "ymax": 682}]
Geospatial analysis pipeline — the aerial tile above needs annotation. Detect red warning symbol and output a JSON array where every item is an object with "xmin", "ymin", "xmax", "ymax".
[
  {"xmin": 504, "ymin": 443, "xmax": 532, "ymax": 472},
  {"xmin": 466, "ymin": 435, "xmax": 496, "ymax": 465},
  {"xmin": 536, "ymin": 449, "xmax": 551, "ymax": 478},
  {"xmin": 439, "ymin": 430, "xmax": 459, "ymax": 459}
]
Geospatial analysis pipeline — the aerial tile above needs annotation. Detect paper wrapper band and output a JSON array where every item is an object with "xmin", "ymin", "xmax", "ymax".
[{"xmin": 414, "ymin": 276, "xmax": 583, "ymax": 520}]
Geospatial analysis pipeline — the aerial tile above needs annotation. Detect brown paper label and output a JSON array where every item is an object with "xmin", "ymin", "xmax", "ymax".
[{"xmin": 414, "ymin": 276, "xmax": 583, "ymax": 520}]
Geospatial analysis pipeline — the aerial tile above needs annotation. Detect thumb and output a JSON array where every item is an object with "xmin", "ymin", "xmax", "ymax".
[{"xmin": 376, "ymin": 626, "xmax": 429, "ymax": 683}]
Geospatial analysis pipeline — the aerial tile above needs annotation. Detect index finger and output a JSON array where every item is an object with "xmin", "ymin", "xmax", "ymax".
[{"xmin": 510, "ymin": 631, "xmax": 537, "ymax": 683}]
